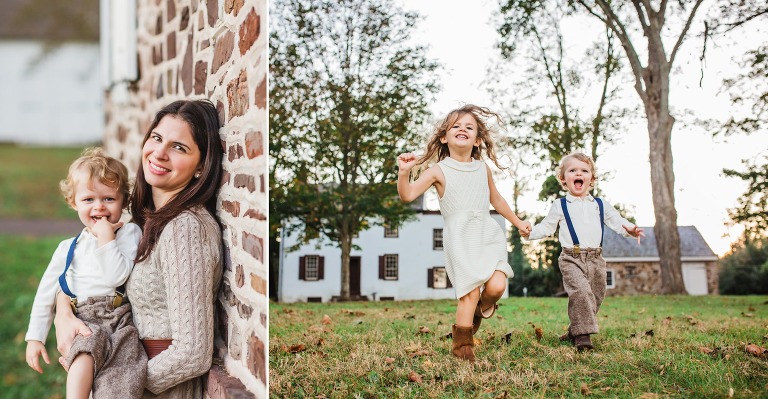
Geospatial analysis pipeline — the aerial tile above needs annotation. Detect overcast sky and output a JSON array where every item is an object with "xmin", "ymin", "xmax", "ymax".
[{"xmin": 403, "ymin": 0, "xmax": 767, "ymax": 256}]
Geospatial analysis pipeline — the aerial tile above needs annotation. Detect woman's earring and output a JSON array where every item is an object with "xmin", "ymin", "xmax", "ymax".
[{"xmin": 194, "ymin": 172, "xmax": 201, "ymax": 179}]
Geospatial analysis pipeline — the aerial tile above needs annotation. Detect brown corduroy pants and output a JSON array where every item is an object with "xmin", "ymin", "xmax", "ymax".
[
  {"xmin": 559, "ymin": 248, "xmax": 607, "ymax": 336},
  {"xmin": 64, "ymin": 296, "xmax": 147, "ymax": 399}
]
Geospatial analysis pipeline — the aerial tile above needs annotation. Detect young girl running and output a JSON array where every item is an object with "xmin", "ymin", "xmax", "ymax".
[{"xmin": 397, "ymin": 105, "xmax": 531, "ymax": 362}]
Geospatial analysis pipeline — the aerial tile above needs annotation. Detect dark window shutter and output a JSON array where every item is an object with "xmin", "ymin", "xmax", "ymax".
[
  {"xmin": 427, "ymin": 268, "xmax": 434, "ymax": 288},
  {"xmin": 447, "ymin": 274, "xmax": 453, "ymax": 288},
  {"xmin": 299, "ymin": 256, "xmax": 306, "ymax": 280},
  {"xmin": 379, "ymin": 256, "xmax": 385, "ymax": 279},
  {"xmin": 318, "ymin": 256, "xmax": 325, "ymax": 280}
]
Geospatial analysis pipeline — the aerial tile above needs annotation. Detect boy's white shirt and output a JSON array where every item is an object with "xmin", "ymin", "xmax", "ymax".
[
  {"xmin": 528, "ymin": 194, "xmax": 634, "ymax": 248},
  {"xmin": 25, "ymin": 222, "xmax": 142, "ymax": 343}
]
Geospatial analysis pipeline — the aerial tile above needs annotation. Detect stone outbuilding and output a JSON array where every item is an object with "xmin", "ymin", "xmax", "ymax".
[{"xmin": 602, "ymin": 226, "xmax": 719, "ymax": 295}]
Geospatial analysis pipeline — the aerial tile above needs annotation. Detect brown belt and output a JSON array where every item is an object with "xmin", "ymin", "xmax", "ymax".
[{"xmin": 141, "ymin": 339, "xmax": 172, "ymax": 359}]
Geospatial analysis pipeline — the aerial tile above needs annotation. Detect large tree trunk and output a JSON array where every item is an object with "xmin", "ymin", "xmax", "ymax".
[
  {"xmin": 643, "ymin": 44, "xmax": 687, "ymax": 294},
  {"xmin": 339, "ymin": 233, "xmax": 352, "ymax": 300}
]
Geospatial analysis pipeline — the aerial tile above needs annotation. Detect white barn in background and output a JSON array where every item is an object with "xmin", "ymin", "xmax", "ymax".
[
  {"xmin": 0, "ymin": 0, "xmax": 102, "ymax": 146},
  {"xmin": 278, "ymin": 206, "xmax": 510, "ymax": 303}
]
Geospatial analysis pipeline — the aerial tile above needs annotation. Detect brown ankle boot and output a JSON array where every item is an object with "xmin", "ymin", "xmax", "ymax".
[
  {"xmin": 471, "ymin": 300, "xmax": 498, "ymax": 335},
  {"xmin": 574, "ymin": 334, "xmax": 594, "ymax": 351},
  {"xmin": 452, "ymin": 325, "xmax": 475, "ymax": 362}
]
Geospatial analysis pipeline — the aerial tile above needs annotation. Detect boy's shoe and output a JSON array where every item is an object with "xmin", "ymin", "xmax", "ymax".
[
  {"xmin": 452, "ymin": 324, "xmax": 476, "ymax": 362},
  {"xmin": 574, "ymin": 334, "xmax": 594, "ymax": 351},
  {"xmin": 472, "ymin": 301, "xmax": 498, "ymax": 335},
  {"xmin": 559, "ymin": 329, "xmax": 575, "ymax": 344}
]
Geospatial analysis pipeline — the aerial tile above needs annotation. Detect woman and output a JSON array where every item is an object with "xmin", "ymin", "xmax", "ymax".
[{"xmin": 54, "ymin": 99, "xmax": 224, "ymax": 398}]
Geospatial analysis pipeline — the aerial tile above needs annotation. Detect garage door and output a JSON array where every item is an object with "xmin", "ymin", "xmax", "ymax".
[{"xmin": 682, "ymin": 263, "xmax": 708, "ymax": 295}]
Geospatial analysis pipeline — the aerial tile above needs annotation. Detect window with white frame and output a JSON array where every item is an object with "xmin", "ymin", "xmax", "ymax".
[
  {"xmin": 433, "ymin": 229, "xmax": 443, "ymax": 250},
  {"xmin": 384, "ymin": 254, "xmax": 398, "ymax": 280},
  {"xmin": 384, "ymin": 221, "xmax": 398, "ymax": 237},
  {"xmin": 606, "ymin": 269, "xmax": 615, "ymax": 289},
  {"xmin": 427, "ymin": 266, "xmax": 451, "ymax": 288},
  {"xmin": 305, "ymin": 255, "xmax": 320, "ymax": 281}
]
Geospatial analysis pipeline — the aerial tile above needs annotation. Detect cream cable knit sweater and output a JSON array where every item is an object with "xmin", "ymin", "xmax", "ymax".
[{"xmin": 126, "ymin": 207, "xmax": 222, "ymax": 398}]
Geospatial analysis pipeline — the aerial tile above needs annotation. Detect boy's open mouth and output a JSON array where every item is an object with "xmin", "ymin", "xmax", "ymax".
[{"xmin": 574, "ymin": 179, "xmax": 584, "ymax": 189}]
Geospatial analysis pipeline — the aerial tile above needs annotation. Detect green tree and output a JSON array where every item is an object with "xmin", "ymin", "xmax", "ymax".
[
  {"xmin": 723, "ymin": 159, "xmax": 768, "ymax": 242},
  {"xmin": 269, "ymin": 0, "xmax": 439, "ymax": 300},
  {"xmin": 705, "ymin": 0, "xmax": 767, "ymax": 244},
  {"xmin": 718, "ymin": 237, "xmax": 768, "ymax": 295}
]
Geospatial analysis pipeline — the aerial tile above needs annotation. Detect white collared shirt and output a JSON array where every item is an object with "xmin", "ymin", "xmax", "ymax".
[
  {"xmin": 25, "ymin": 223, "xmax": 141, "ymax": 343},
  {"xmin": 528, "ymin": 194, "xmax": 633, "ymax": 248}
]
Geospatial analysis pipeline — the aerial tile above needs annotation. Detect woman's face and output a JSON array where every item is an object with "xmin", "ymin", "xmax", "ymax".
[{"xmin": 142, "ymin": 115, "xmax": 202, "ymax": 206}]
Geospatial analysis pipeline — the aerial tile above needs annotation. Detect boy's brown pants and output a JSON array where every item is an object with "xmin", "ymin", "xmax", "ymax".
[
  {"xmin": 64, "ymin": 296, "xmax": 147, "ymax": 399},
  {"xmin": 559, "ymin": 248, "xmax": 607, "ymax": 336}
]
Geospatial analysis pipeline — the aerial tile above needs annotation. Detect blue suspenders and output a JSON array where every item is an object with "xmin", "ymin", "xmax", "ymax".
[
  {"xmin": 59, "ymin": 233, "xmax": 81, "ymax": 312},
  {"xmin": 560, "ymin": 197, "xmax": 604, "ymax": 255},
  {"xmin": 58, "ymin": 232, "xmax": 125, "ymax": 313}
]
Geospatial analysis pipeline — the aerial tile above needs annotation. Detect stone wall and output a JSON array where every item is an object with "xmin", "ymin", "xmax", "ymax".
[
  {"xmin": 102, "ymin": 0, "xmax": 266, "ymax": 397},
  {"xmin": 605, "ymin": 262, "xmax": 662, "ymax": 296},
  {"xmin": 606, "ymin": 261, "xmax": 720, "ymax": 296}
]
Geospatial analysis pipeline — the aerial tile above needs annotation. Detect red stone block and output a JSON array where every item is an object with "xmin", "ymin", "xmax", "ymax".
[{"xmin": 238, "ymin": 8, "xmax": 260, "ymax": 56}]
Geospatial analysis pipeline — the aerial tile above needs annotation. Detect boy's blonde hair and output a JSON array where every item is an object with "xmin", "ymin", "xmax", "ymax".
[
  {"xmin": 556, "ymin": 152, "xmax": 598, "ymax": 189},
  {"xmin": 60, "ymin": 148, "xmax": 131, "ymax": 208}
]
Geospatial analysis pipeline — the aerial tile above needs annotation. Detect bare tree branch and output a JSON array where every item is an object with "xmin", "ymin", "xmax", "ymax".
[{"xmin": 669, "ymin": 0, "xmax": 705, "ymax": 66}]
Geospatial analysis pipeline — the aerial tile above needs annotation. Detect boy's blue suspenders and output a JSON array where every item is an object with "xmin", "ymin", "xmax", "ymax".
[
  {"xmin": 560, "ymin": 197, "xmax": 604, "ymax": 255},
  {"xmin": 58, "ymin": 232, "xmax": 125, "ymax": 313}
]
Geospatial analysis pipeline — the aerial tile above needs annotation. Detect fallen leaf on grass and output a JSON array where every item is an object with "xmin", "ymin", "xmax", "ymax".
[
  {"xmin": 662, "ymin": 316, "xmax": 672, "ymax": 326},
  {"xmin": 417, "ymin": 326, "xmax": 431, "ymax": 334},
  {"xmin": 341, "ymin": 309, "xmax": 366, "ymax": 316},
  {"xmin": 741, "ymin": 312, "xmax": 754, "ymax": 318},
  {"xmin": 638, "ymin": 393, "xmax": 659, "ymax": 399},
  {"xmin": 423, "ymin": 359, "xmax": 434, "ymax": 369},
  {"xmin": 284, "ymin": 344, "xmax": 306, "ymax": 353},
  {"xmin": 580, "ymin": 383, "xmax": 590, "ymax": 395},
  {"xmin": 444, "ymin": 332, "xmax": 452, "ymax": 340},
  {"xmin": 384, "ymin": 357, "xmax": 395, "ymax": 364},
  {"xmin": 494, "ymin": 392, "xmax": 509, "ymax": 399},
  {"xmin": 404, "ymin": 314, "xmax": 416, "ymax": 319},
  {"xmin": 308, "ymin": 325, "xmax": 327, "ymax": 333},
  {"xmin": 728, "ymin": 387, "xmax": 734, "ymax": 398},
  {"xmin": 408, "ymin": 371, "xmax": 422, "ymax": 383},
  {"xmin": 534, "ymin": 327, "xmax": 543, "ymax": 342},
  {"xmin": 409, "ymin": 349, "xmax": 431, "ymax": 358},
  {"xmin": 698, "ymin": 346, "xmax": 714, "ymax": 354},
  {"xmin": 686, "ymin": 316, "xmax": 698, "ymax": 325},
  {"xmin": 748, "ymin": 305, "xmax": 756, "ymax": 311},
  {"xmin": 473, "ymin": 337, "xmax": 482, "ymax": 346},
  {"xmin": 315, "ymin": 338, "xmax": 325, "ymax": 346},
  {"xmin": 321, "ymin": 314, "xmax": 332, "ymax": 324},
  {"xmin": 282, "ymin": 309, "xmax": 295, "ymax": 314},
  {"xmin": 745, "ymin": 343, "xmax": 766, "ymax": 357}
]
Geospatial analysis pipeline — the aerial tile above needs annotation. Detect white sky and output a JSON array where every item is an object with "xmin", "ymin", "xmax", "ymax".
[{"xmin": 404, "ymin": 0, "xmax": 767, "ymax": 256}]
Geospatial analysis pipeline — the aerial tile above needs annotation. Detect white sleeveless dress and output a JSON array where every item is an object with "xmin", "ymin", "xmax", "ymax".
[{"xmin": 437, "ymin": 157, "xmax": 514, "ymax": 299}]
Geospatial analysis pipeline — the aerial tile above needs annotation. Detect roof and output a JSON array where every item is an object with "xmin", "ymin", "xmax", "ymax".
[
  {"xmin": 0, "ymin": 0, "xmax": 99, "ymax": 42},
  {"xmin": 602, "ymin": 226, "xmax": 717, "ymax": 259}
]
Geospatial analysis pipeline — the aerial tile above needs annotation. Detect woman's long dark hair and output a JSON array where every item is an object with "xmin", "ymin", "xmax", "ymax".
[{"xmin": 130, "ymin": 99, "xmax": 223, "ymax": 263}]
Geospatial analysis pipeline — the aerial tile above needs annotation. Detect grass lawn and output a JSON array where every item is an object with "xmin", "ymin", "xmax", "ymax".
[
  {"xmin": 0, "ymin": 235, "xmax": 68, "ymax": 399},
  {"xmin": 0, "ymin": 144, "xmax": 86, "ymax": 219},
  {"xmin": 270, "ymin": 296, "xmax": 768, "ymax": 398}
]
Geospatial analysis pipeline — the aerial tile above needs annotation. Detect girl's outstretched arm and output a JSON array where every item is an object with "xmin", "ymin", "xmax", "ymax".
[
  {"xmin": 487, "ymin": 165, "xmax": 531, "ymax": 235},
  {"xmin": 397, "ymin": 153, "xmax": 444, "ymax": 203}
]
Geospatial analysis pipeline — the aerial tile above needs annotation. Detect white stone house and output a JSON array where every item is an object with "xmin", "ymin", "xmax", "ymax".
[{"xmin": 278, "ymin": 208, "xmax": 510, "ymax": 303}]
